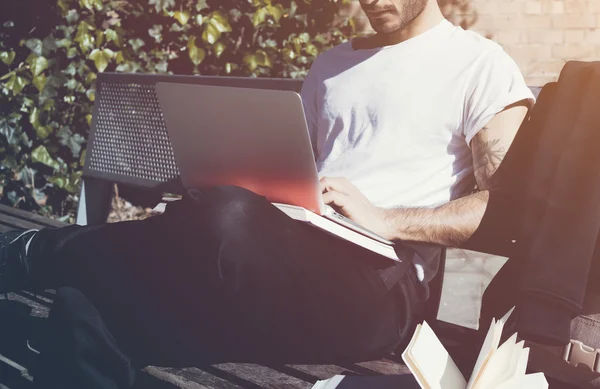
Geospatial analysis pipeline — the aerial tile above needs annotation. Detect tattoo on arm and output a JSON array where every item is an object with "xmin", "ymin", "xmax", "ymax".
[{"xmin": 472, "ymin": 127, "xmax": 507, "ymax": 190}]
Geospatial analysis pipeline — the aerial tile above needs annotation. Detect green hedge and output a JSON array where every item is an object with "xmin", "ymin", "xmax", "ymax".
[{"xmin": 0, "ymin": 0, "xmax": 354, "ymax": 222}]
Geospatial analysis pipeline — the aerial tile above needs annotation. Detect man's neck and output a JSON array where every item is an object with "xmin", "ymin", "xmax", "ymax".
[{"xmin": 353, "ymin": 2, "xmax": 445, "ymax": 50}]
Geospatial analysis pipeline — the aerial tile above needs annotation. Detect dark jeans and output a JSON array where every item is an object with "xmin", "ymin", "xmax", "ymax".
[{"xmin": 28, "ymin": 186, "xmax": 424, "ymax": 389}]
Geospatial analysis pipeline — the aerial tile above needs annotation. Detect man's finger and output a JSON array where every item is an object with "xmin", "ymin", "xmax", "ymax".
[
  {"xmin": 322, "ymin": 190, "xmax": 348, "ymax": 209},
  {"xmin": 320, "ymin": 177, "xmax": 350, "ymax": 194}
]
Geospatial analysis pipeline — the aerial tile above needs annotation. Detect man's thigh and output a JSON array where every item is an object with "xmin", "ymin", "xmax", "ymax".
[
  {"xmin": 42, "ymin": 186, "xmax": 419, "ymax": 365},
  {"xmin": 135, "ymin": 186, "xmax": 417, "ymax": 364}
]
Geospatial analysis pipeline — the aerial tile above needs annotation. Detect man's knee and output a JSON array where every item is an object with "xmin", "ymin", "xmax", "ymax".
[
  {"xmin": 201, "ymin": 185, "xmax": 272, "ymax": 232},
  {"xmin": 52, "ymin": 287, "xmax": 99, "ymax": 323}
]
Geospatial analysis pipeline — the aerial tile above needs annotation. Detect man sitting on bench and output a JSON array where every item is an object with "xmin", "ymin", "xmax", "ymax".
[{"xmin": 0, "ymin": 0, "xmax": 533, "ymax": 387}]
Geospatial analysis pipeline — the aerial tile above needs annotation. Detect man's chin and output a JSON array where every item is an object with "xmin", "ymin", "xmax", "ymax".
[{"xmin": 370, "ymin": 22, "xmax": 402, "ymax": 35}]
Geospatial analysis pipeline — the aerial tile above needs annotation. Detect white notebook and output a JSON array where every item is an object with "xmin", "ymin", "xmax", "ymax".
[
  {"xmin": 401, "ymin": 308, "xmax": 549, "ymax": 389},
  {"xmin": 273, "ymin": 204, "xmax": 399, "ymax": 261}
]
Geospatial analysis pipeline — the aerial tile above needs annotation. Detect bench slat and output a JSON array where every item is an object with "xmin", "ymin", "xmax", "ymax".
[
  {"xmin": 210, "ymin": 363, "xmax": 311, "ymax": 389},
  {"xmin": 0, "ymin": 204, "xmax": 68, "ymax": 230},
  {"xmin": 143, "ymin": 366, "xmax": 238, "ymax": 389},
  {"xmin": 0, "ymin": 213, "xmax": 55, "ymax": 233},
  {"xmin": 285, "ymin": 364, "xmax": 350, "ymax": 380}
]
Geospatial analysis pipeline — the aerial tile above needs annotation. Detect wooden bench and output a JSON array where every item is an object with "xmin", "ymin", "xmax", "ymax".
[{"xmin": 0, "ymin": 73, "xmax": 541, "ymax": 389}]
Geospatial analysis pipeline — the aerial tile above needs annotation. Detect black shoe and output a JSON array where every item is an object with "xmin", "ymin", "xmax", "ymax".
[{"xmin": 0, "ymin": 229, "xmax": 38, "ymax": 293}]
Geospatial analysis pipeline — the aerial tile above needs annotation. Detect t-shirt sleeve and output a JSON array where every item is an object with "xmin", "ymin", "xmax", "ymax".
[
  {"xmin": 463, "ymin": 47, "xmax": 535, "ymax": 146},
  {"xmin": 300, "ymin": 63, "xmax": 320, "ymax": 155}
]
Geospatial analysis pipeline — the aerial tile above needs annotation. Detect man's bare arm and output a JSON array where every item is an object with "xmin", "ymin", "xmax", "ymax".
[{"xmin": 381, "ymin": 103, "xmax": 530, "ymax": 246}]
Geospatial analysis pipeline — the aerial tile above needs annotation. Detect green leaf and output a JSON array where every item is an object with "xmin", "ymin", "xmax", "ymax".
[
  {"xmin": 105, "ymin": 29, "xmax": 118, "ymax": 42},
  {"xmin": 195, "ymin": 14, "xmax": 204, "ymax": 26},
  {"xmin": 266, "ymin": 4, "xmax": 284, "ymax": 23},
  {"xmin": 20, "ymin": 97, "xmax": 35, "ymax": 111},
  {"xmin": 66, "ymin": 171, "xmax": 83, "ymax": 193},
  {"xmin": 33, "ymin": 74, "xmax": 48, "ymax": 91},
  {"xmin": 24, "ymin": 39, "xmax": 43, "ymax": 56},
  {"xmin": 96, "ymin": 30, "xmax": 105, "ymax": 47},
  {"xmin": 30, "ymin": 56, "xmax": 49, "ymax": 77},
  {"xmin": 210, "ymin": 11, "xmax": 232, "ymax": 33},
  {"xmin": 86, "ymin": 71, "xmax": 97, "ymax": 84},
  {"xmin": 5, "ymin": 73, "xmax": 29, "ymax": 95},
  {"xmin": 66, "ymin": 9, "xmax": 79, "ymax": 24},
  {"xmin": 149, "ymin": 0, "xmax": 175, "ymax": 12},
  {"xmin": 58, "ymin": 127, "xmax": 85, "ymax": 157},
  {"xmin": 202, "ymin": 23, "xmax": 220, "ymax": 45},
  {"xmin": 148, "ymin": 25, "xmax": 163, "ymax": 43},
  {"xmin": 0, "ymin": 115, "xmax": 18, "ymax": 143},
  {"xmin": 305, "ymin": 44, "xmax": 318, "ymax": 57},
  {"xmin": 89, "ymin": 49, "xmax": 114, "ymax": 72},
  {"xmin": 42, "ymin": 37, "xmax": 58, "ymax": 56},
  {"xmin": 282, "ymin": 47, "xmax": 296, "ymax": 62},
  {"xmin": 129, "ymin": 38, "xmax": 145, "ymax": 52},
  {"xmin": 67, "ymin": 47, "xmax": 78, "ymax": 58},
  {"xmin": 0, "ymin": 51, "xmax": 16, "ymax": 66},
  {"xmin": 188, "ymin": 36, "xmax": 206, "ymax": 66},
  {"xmin": 29, "ymin": 107, "xmax": 40, "ymax": 128},
  {"xmin": 80, "ymin": 0, "xmax": 93, "ymax": 10},
  {"xmin": 0, "ymin": 71, "xmax": 14, "ymax": 81},
  {"xmin": 243, "ymin": 54, "xmax": 258, "ymax": 72},
  {"xmin": 56, "ymin": 38, "xmax": 72, "ymax": 48},
  {"xmin": 155, "ymin": 61, "xmax": 168, "ymax": 73},
  {"xmin": 65, "ymin": 78, "xmax": 78, "ymax": 90},
  {"xmin": 33, "ymin": 188, "xmax": 48, "ymax": 206},
  {"xmin": 299, "ymin": 32, "xmax": 310, "ymax": 43},
  {"xmin": 174, "ymin": 11, "xmax": 191, "ymax": 25},
  {"xmin": 32, "ymin": 145, "xmax": 60, "ymax": 170},
  {"xmin": 48, "ymin": 176, "xmax": 65, "ymax": 188},
  {"xmin": 75, "ymin": 21, "xmax": 95, "ymax": 53},
  {"xmin": 115, "ymin": 51, "xmax": 125, "ymax": 64},
  {"xmin": 79, "ymin": 0, "xmax": 102, "ymax": 11},
  {"xmin": 214, "ymin": 42, "xmax": 226, "ymax": 58},
  {"xmin": 36, "ymin": 126, "xmax": 53, "ymax": 140},
  {"xmin": 64, "ymin": 62, "xmax": 77, "ymax": 76},
  {"xmin": 57, "ymin": 0, "xmax": 69, "ymax": 13},
  {"xmin": 224, "ymin": 63, "xmax": 238, "ymax": 74},
  {"xmin": 80, "ymin": 148, "xmax": 87, "ymax": 166},
  {"xmin": 196, "ymin": 0, "xmax": 208, "ymax": 11},
  {"xmin": 255, "ymin": 50, "xmax": 272, "ymax": 68},
  {"xmin": 252, "ymin": 8, "xmax": 267, "ymax": 27}
]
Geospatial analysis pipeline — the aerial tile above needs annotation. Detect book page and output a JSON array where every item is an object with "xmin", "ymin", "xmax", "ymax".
[
  {"xmin": 521, "ymin": 373, "xmax": 549, "ymax": 389},
  {"xmin": 467, "ymin": 308, "xmax": 514, "ymax": 389},
  {"xmin": 311, "ymin": 376, "xmax": 344, "ymax": 389},
  {"xmin": 466, "ymin": 318, "xmax": 499, "ymax": 389},
  {"xmin": 475, "ymin": 335, "xmax": 525, "ymax": 389},
  {"xmin": 402, "ymin": 322, "xmax": 467, "ymax": 389},
  {"xmin": 494, "ymin": 346, "xmax": 529, "ymax": 389}
]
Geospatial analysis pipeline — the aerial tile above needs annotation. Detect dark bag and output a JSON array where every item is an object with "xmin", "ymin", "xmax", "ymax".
[{"xmin": 480, "ymin": 61, "xmax": 600, "ymax": 388}]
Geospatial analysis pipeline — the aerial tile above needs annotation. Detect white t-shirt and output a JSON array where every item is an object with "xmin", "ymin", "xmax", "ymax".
[{"xmin": 301, "ymin": 19, "xmax": 534, "ymax": 209}]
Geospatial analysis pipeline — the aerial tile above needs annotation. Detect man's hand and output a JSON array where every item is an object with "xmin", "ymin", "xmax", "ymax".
[{"xmin": 320, "ymin": 177, "xmax": 392, "ymax": 239}]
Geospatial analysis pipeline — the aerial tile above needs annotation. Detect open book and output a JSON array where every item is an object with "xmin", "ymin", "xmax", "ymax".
[
  {"xmin": 311, "ymin": 309, "xmax": 548, "ymax": 389},
  {"xmin": 402, "ymin": 308, "xmax": 548, "ymax": 389},
  {"xmin": 273, "ymin": 204, "xmax": 399, "ymax": 261}
]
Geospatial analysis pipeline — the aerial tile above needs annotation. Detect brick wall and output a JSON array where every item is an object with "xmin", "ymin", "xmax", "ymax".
[{"xmin": 342, "ymin": 0, "xmax": 600, "ymax": 85}]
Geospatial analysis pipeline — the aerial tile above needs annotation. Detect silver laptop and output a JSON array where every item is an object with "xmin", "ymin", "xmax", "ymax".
[{"xmin": 155, "ymin": 82, "xmax": 393, "ymax": 245}]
